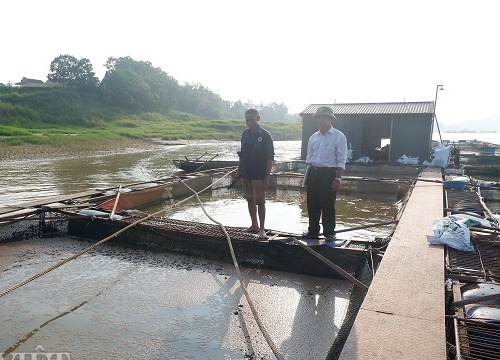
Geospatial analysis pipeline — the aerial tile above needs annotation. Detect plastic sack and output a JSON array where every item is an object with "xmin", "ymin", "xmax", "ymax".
[
  {"xmin": 430, "ymin": 143, "xmax": 451, "ymax": 168},
  {"xmin": 347, "ymin": 143, "xmax": 353, "ymax": 162},
  {"xmin": 449, "ymin": 213, "xmax": 491, "ymax": 228},
  {"xmin": 397, "ymin": 155, "xmax": 419, "ymax": 165},
  {"xmin": 452, "ymin": 176, "xmax": 470, "ymax": 183},
  {"xmin": 427, "ymin": 216, "xmax": 477, "ymax": 252},
  {"xmin": 353, "ymin": 156, "xmax": 371, "ymax": 163}
]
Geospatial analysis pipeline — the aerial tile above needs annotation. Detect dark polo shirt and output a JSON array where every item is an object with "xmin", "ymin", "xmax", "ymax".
[{"xmin": 240, "ymin": 126, "xmax": 274, "ymax": 180}]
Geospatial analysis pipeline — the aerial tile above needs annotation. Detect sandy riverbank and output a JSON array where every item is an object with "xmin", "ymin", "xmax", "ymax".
[{"xmin": 0, "ymin": 138, "xmax": 193, "ymax": 162}]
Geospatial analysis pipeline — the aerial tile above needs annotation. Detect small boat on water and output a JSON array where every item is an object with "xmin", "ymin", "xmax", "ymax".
[
  {"xmin": 173, "ymin": 152, "xmax": 239, "ymax": 172},
  {"xmin": 479, "ymin": 146, "xmax": 496, "ymax": 156},
  {"xmin": 173, "ymin": 159, "xmax": 239, "ymax": 172}
]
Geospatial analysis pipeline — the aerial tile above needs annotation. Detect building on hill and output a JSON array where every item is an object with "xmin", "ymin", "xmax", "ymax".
[
  {"xmin": 300, "ymin": 101, "xmax": 435, "ymax": 163},
  {"xmin": 15, "ymin": 77, "xmax": 55, "ymax": 87}
]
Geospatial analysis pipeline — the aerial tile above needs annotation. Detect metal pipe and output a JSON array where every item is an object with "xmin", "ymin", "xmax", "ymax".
[
  {"xmin": 433, "ymin": 85, "xmax": 444, "ymax": 144},
  {"xmin": 453, "ymin": 317, "xmax": 462, "ymax": 360}
]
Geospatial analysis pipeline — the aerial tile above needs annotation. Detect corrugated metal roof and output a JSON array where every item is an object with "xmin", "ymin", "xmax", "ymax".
[{"xmin": 300, "ymin": 102, "xmax": 434, "ymax": 115}]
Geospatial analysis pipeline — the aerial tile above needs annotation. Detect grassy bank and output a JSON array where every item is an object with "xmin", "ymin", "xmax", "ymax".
[
  {"xmin": 0, "ymin": 86, "xmax": 301, "ymax": 160},
  {"xmin": 0, "ymin": 117, "xmax": 301, "ymax": 161}
]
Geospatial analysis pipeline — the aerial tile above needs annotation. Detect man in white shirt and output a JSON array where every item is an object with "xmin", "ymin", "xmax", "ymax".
[{"xmin": 303, "ymin": 106, "xmax": 348, "ymax": 241}]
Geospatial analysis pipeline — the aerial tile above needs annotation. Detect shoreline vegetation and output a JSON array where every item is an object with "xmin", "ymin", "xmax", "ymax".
[
  {"xmin": 0, "ymin": 81, "xmax": 301, "ymax": 161},
  {"xmin": 0, "ymin": 119, "xmax": 302, "ymax": 161}
]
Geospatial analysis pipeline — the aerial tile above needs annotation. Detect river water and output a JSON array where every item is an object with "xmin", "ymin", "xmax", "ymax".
[
  {"xmin": 433, "ymin": 131, "xmax": 500, "ymax": 145},
  {"xmin": 0, "ymin": 140, "xmax": 400, "ymax": 239}
]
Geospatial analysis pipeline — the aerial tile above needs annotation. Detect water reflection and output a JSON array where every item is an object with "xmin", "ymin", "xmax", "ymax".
[{"xmin": 153, "ymin": 188, "xmax": 398, "ymax": 239}]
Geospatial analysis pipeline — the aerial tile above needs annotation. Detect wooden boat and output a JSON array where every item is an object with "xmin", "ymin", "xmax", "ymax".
[
  {"xmin": 94, "ymin": 177, "xmax": 216, "ymax": 213},
  {"xmin": 0, "ymin": 168, "xmax": 232, "ymax": 222},
  {"xmin": 173, "ymin": 159, "xmax": 239, "ymax": 172}
]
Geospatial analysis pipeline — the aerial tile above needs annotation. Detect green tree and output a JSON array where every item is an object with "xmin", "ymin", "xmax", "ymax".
[
  {"xmin": 101, "ymin": 57, "xmax": 179, "ymax": 112},
  {"xmin": 258, "ymin": 102, "xmax": 289, "ymax": 122},
  {"xmin": 178, "ymin": 83, "xmax": 226, "ymax": 119},
  {"xmin": 48, "ymin": 54, "xmax": 99, "ymax": 90}
]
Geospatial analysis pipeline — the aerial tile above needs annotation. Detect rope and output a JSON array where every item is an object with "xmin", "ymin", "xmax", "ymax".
[
  {"xmin": 0, "ymin": 171, "xmax": 234, "ymax": 299},
  {"xmin": 475, "ymin": 241, "xmax": 488, "ymax": 283},
  {"xmin": 176, "ymin": 175, "xmax": 284, "ymax": 360}
]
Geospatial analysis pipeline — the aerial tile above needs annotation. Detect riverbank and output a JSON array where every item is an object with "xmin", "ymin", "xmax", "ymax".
[{"xmin": 0, "ymin": 138, "xmax": 184, "ymax": 161}]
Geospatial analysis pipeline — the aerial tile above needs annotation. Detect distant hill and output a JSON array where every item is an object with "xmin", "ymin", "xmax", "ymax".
[{"xmin": 440, "ymin": 117, "xmax": 500, "ymax": 132}]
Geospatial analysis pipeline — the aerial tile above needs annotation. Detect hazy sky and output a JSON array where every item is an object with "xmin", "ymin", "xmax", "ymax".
[{"xmin": 2, "ymin": 0, "xmax": 499, "ymax": 125}]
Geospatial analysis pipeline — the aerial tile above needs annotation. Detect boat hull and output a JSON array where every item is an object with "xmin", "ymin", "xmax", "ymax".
[{"xmin": 173, "ymin": 160, "xmax": 239, "ymax": 172}]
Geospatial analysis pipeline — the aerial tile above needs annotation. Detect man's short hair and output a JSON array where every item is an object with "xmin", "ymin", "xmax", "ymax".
[{"xmin": 245, "ymin": 108, "xmax": 260, "ymax": 117}]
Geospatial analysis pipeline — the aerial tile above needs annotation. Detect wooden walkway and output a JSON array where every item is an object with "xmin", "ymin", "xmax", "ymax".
[{"xmin": 340, "ymin": 167, "xmax": 446, "ymax": 359}]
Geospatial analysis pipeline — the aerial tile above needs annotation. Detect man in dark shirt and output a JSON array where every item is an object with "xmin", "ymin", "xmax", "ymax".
[{"xmin": 236, "ymin": 109, "xmax": 274, "ymax": 239}]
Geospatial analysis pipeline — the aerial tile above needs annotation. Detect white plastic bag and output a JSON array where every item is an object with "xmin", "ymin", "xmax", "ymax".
[
  {"xmin": 427, "ymin": 216, "xmax": 475, "ymax": 252},
  {"xmin": 353, "ymin": 156, "xmax": 371, "ymax": 163},
  {"xmin": 347, "ymin": 143, "xmax": 353, "ymax": 162},
  {"xmin": 397, "ymin": 155, "xmax": 419, "ymax": 165},
  {"xmin": 449, "ymin": 213, "xmax": 491, "ymax": 228},
  {"xmin": 430, "ymin": 143, "xmax": 451, "ymax": 168}
]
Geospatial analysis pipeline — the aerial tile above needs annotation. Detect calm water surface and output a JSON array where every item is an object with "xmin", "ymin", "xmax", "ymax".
[{"xmin": 0, "ymin": 140, "xmax": 399, "ymax": 238}]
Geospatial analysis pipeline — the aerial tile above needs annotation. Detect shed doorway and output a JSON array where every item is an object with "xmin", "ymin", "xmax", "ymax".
[{"xmin": 361, "ymin": 118, "xmax": 392, "ymax": 161}]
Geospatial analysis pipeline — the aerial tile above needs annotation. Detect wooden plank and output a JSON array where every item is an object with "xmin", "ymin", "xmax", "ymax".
[
  {"xmin": 0, "ymin": 189, "xmax": 104, "ymax": 216},
  {"xmin": 340, "ymin": 167, "xmax": 446, "ymax": 359}
]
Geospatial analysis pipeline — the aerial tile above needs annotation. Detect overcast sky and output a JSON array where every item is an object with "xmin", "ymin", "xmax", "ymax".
[{"xmin": 2, "ymin": 0, "xmax": 499, "ymax": 125}]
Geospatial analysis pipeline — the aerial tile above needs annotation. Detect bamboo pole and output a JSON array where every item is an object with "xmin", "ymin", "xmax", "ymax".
[
  {"xmin": 335, "ymin": 220, "xmax": 399, "ymax": 234},
  {"xmin": 109, "ymin": 185, "xmax": 122, "ymax": 220},
  {"xmin": 292, "ymin": 238, "xmax": 369, "ymax": 292}
]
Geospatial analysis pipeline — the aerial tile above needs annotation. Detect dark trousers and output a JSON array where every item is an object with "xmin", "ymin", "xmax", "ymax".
[{"xmin": 306, "ymin": 168, "xmax": 337, "ymax": 235}]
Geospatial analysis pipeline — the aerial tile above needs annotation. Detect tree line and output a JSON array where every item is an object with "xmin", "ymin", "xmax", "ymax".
[{"xmin": 43, "ymin": 54, "xmax": 297, "ymax": 122}]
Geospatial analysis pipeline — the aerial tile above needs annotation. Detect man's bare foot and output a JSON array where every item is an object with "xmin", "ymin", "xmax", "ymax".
[
  {"xmin": 245, "ymin": 226, "xmax": 259, "ymax": 233},
  {"xmin": 258, "ymin": 230, "xmax": 268, "ymax": 239}
]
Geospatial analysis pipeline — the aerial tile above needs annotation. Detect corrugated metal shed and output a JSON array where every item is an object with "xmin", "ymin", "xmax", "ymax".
[
  {"xmin": 300, "ymin": 101, "xmax": 435, "ymax": 163},
  {"xmin": 300, "ymin": 102, "xmax": 434, "ymax": 116}
]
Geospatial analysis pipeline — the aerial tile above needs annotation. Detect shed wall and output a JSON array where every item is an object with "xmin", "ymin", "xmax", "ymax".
[
  {"xmin": 390, "ymin": 114, "xmax": 433, "ymax": 162},
  {"xmin": 300, "ymin": 113, "xmax": 433, "ymax": 162}
]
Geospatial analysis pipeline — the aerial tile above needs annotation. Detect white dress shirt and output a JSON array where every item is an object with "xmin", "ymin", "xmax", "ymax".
[{"xmin": 306, "ymin": 126, "xmax": 348, "ymax": 169}]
